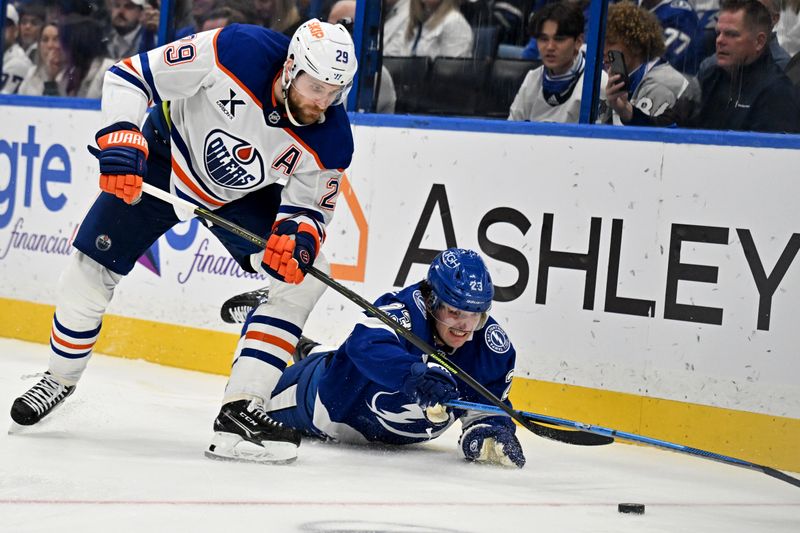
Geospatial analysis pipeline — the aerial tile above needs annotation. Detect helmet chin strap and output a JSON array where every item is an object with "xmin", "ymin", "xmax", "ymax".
[{"xmin": 282, "ymin": 65, "xmax": 324, "ymax": 127}]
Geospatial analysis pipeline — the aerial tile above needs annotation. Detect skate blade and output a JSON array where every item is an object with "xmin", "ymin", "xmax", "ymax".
[
  {"xmin": 204, "ymin": 449, "xmax": 297, "ymax": 465},
  {"xmin": 205, "ymin": 432, "xmax": 298, "ymax": 465},
  {"xmin": 8, "ymin": 421, "xmax": 30, "ymax": 435}
]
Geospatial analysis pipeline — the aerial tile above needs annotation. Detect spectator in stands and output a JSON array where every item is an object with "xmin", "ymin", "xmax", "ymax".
[
  {"xmin": 255, "ymin": 0, "xmax": 304, "ymax": 36},
  {"xmin": 630, "ymin": 0, "xmax": 800, "ymax": 132},
  {"xmin": 329, "ymin": 0, "xmax": 397, "ymax": 113},
  {"xmin": 602, "ymin": 1, "xmax": 697, "ymax": 126},
  {"xmin": 141, "ymin": 0, "xmax": 161, "ymax": 48},
  {"xmin": 777, "ymin": 0, "xmax": 800, "ymax": 56},
  {"xmin": 2, "ymin": 3, "xmax": 33, "ymax": 94},
  {"xmin": 509, "ymin": 1, "xmax": 606, "ymax": 122},
  {"xmin": 18, "ymin": 22, "xmax": 65, "ymax": 97},
  {"xmin": 698, "ymin": 0, "xmax": 790, "ymax": 71},
  {"xmin": 383, "ymin": 0, "xmax": 411, "ymax": 55},
  {"xmin": 200, "ymin": 6, "xmax": 250, "ymax": 31},
  {"xmin": 106, "ymin": 0, "xmax": 156, "ymax": 60},
  {"xmin": 60, "ymin": 14, "xmax": 116, "ymax": 98},
  {"xmin": 390, "ymin": 0, "xmax": 473, "ymax": 58},
  {"xmin": 641, "ymin": 0, "xmax": 703, "ymax": 74},
  {"xmin": 219, "ymin": 0, "xmax": 259, "ymax": 23},
  {"xmin": 175, "ymin": 0, "xmax": 215, "ymax": 38},
  {"xmin": 521, "ymin": 0, "xmax": 591, "ymax": 61},
  {"xmin": 17, "ymin": 1, "xmax": 46, "ymax": 63},
  {"xmin": 461, "ymin": 0, "xmax": 528, "ymax": 46}
]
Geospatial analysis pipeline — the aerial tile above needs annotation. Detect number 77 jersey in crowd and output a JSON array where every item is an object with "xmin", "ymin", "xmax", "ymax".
[{"xmin": 102, "ymin": 23, "xmax": 353, "ymax": 236}]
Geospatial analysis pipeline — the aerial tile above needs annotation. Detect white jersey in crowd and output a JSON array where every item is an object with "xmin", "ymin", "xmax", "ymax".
[
  {"xmin": 777, "ymin": 6, "xmax": 800, "ymax": 57},
  {"xmin": 508, "ymin": 64, "xmax": 608, "ymax": 123},
  {"xmin": 102, "ymin": 24, "xmax": 354, "ymax": 243},
  {"xmin": 1, "ymin": 43, "xmax": 33, "ymax": 94},
  {"xmin": 383, "ymin": 0, "xmax": 410, "ymax": 56},
  {"xmin": 389, "ymin": 8, "xmax": 473, "ymax": 58}
]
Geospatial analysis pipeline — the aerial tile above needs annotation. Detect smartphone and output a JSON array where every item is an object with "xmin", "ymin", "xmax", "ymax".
[{"xmin": 606, "ymin": 50, "xmax": 629, "ymax": 90}]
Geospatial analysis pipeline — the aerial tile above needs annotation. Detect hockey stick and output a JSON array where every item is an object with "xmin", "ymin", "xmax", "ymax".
[
  {"xmin": 446, "ymin": 399, "xmax": 800, "ymax": 489},
  {"xmin": 140, "ymin": 184, "xmax": 612, "ymax": 447}
]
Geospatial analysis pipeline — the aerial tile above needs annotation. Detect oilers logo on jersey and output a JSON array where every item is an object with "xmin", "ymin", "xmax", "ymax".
[{"xmin": 204, "ymin": 130, "xmax": 265, "ymax": 189}]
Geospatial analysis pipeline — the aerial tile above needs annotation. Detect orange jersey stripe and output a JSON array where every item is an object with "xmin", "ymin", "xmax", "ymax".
[
  {"xmin": 245, "ymin": 331, "xmax": 296, "ymax": 355},
  {"xmin": 51, "ymin": 328, "xmax": 95, "ymax": 351},
  {"xmin": 122, "ymin": 57, "xmax": 140, "ymax": 77},
  {"xmin": 171, "ymin": 157, "xmax": 226, "ymax": 207},
  {"xmin": 212, "ymin": 28, "xmax": 262, "ymax": 108}
]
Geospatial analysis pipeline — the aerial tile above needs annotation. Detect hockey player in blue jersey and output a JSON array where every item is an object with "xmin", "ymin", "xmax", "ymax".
[
  {"xmin": 10, "ymin": 20, "xmax": 358, "ymax": 465},
  {"xmin": 264, "ymin": 248, "xmax": 526, "ymax": 468}
]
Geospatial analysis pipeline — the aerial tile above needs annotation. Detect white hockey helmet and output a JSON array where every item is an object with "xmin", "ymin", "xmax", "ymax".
[{"xmin": 285, "ymin": 18, "xmax": 358, "ymax": 107}]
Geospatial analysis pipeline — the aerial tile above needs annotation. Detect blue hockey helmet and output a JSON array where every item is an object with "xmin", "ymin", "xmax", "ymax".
[{"xmin": 426, "ymin": 248, "xmax": 494, "ymax": 314}]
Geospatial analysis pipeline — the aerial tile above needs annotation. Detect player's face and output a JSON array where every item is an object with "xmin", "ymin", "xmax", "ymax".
[
  {"xmin": 716, "ymin": 9, "xmax": 765, "ymax": 70},
  {"xmin": 536, "ymin": 21, "xmax": 582, "ymax": 76},
  {"xmin": 432, "ymin": 302, "xmax": 483, "ymax": 350},
  {"xmin": 288, "ymin": 72, "xmax": 344, "ymax": 124}
]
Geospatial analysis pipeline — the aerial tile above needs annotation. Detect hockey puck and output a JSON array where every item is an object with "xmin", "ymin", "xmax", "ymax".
[{"xmin": 618, "ymin": 503, "xmax": 645, "ymax": 514}]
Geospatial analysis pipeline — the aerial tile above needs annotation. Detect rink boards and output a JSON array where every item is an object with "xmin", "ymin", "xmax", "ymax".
[{"xmin": 0, "ymin": 100, "xmax": 798, "ymax": 471}]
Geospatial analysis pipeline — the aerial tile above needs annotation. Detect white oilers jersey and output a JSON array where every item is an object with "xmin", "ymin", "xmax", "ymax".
[{"xmin": 101, "ymin": 24, "xmax": 354, "ymax": 241}]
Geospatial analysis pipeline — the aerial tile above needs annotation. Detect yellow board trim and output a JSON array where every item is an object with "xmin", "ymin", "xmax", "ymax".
[
  {"xmin": 3, "ymin": 297, "xmax": 798, "ymax": 472},
  {"xmin": 1, "ymin": 297, "xmax": 237, "ymax": 375}
]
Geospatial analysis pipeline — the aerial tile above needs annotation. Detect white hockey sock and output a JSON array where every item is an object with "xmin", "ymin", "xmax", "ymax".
[
  {"xmin": 48, "ymin": 252, "xmax": 122, "ymax": 385},
  {"xmin": 223, "ymin": 253, "xmax": 329, "ymax": 402}
]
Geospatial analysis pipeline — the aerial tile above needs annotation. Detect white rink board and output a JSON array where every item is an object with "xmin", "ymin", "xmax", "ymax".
[
  {"xmin": 346, "ymin": 126, "xmax": 800, "ymax": 418},
  {"xmin": 0, "ymin": 105, "xmax": 798, "ymax": 418}
]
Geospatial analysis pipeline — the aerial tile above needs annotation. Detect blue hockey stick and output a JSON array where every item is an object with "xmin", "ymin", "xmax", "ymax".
[{"xmin": 445, "ymin": 399, "xmax": 800, "ymax": 489}]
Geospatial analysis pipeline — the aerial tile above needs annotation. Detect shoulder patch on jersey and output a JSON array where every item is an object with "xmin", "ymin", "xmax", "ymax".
[
  {"xmin": 204, "ymin": 130, "xmax": 265, "ymax": 189},
  {"xmin": 412, "ymin": 289, "xmax": 426, "ymax": 315},
  {"xmin": 485, "ymin": 324, "xmax": 511, "ymax": 354}
]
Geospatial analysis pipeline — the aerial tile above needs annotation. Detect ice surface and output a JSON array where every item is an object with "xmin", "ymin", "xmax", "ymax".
[{"xmin": 1, "ymin": 338, "xmax": 798, "ymax": 532}]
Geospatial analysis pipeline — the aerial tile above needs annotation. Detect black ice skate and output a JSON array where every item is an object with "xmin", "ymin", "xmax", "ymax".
[
  {"xmin": 10, "ymin": 372, "xmax": 76, "ymax": 426},
  {"xmin": 205, "ymin": 399, "xmax": 301, "ymax": 464},
  {"xmin": 293, "ymin": 336, "xmax": 320, "ymax": 363},
  {"xmin": 220, "ymin": 287, "xmax": 269, "ymax": 324}
]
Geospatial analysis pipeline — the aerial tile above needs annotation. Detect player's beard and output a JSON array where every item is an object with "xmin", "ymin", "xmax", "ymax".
[{"xmin": 287, "ymin": 88, "xmax": 325, "ymax": 125}]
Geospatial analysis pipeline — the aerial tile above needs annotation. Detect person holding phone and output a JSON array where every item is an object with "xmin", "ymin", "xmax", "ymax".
[{"xmin": 602, "ymin": 1, "xmax": 697, "ymax": 125}]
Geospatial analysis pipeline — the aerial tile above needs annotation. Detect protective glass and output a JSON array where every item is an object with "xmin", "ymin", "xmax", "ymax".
[
  {"xmin": 431, "ymin": 302, "xmax": 489, "ymax": 333},
  {"xmin": 291, "ymin": 73, "xmax": 346, "ymax": 107}
]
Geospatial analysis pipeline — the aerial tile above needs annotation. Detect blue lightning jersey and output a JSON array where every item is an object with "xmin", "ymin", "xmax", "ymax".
[
  {"xmin": 649, "ymin": 0, "xmax": 702, "ymax": 74},
  {"xmin": 269, "ymin": 283, "xmax": 518, "ymax": 445}
]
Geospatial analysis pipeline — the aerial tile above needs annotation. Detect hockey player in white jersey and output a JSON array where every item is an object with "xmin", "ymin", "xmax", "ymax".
[{"xmin": 10, "ymin": 19, "xmax": 358, "ymax": 465}]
